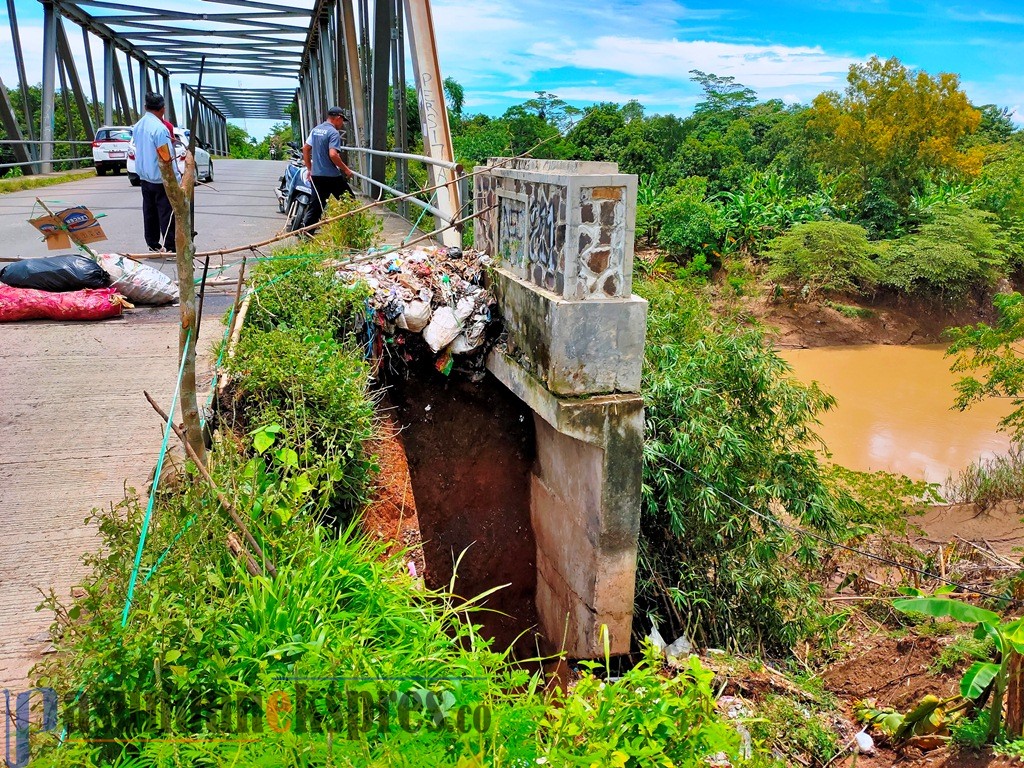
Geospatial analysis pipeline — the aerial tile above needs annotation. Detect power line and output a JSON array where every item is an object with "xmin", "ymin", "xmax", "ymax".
[{"xmin": 651, "ymin": 451, "xmax": 1015, "ymax": 604}]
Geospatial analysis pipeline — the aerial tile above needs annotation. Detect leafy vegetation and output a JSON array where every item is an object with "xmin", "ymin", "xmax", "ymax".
[
  {"xmin": 894, "ymin": 595, "xmax": 1019, "ymax": 742},
  {"xmin": 949, "ymin": 292, "xmax": 1024, "ymax": 439},
  {"xmin": 877, "ymin": 205, "xmax": 1007, "ymax": 301},
  {"xmin": 636, "ymin": 276, "xmax": 860, "ymax": 654},
  {"xmin": 766, "ymin": 220, "xmax": 881, "ymax": 298},
  {"xmin": 31, "ymin": 243, "xmax": 754, "ymax": 766}
]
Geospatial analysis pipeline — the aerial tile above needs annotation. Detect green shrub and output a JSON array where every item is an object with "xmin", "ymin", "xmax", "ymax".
[
  {"xmin": 244, "ymin": 256, "xmax": 370, "ymax": 337},
  {"xmin": 225, "ymin": 328, "xmax": 377, "ymax": 521},
  {"xmin": 541, "ymin": 645, "xmax": 741, "ymax": 766},
  {"xmin": 766, "ymin": 220, "xmax": 882, "ymax": 298},
  {"xmin": 636, "ymin": 276, "xmax": 859, "ymax": 654},
  {"xmin": 655, "ymin": 178, "xmax": 727, "ymax": 260},
  {"xmin": 877, "ymin": 205, "xmax": 1007, "ymax": 301},
  {"xmin": 311, "ymin": 194, "xmax": 384, "ymax": 253}
]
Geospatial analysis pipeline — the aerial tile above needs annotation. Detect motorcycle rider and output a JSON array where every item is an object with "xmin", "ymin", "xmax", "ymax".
[{"xmin": 300, "ymin": 106, "xmax": 355, "ymax": 231}]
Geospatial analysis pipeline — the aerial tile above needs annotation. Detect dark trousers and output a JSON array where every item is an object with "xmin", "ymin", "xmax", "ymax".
[
  {"xmin": 141, "ymin": 180, "xmax": 175, "ymax": 251},
  {"xmin": 302, "ymin": 174, "xmax": 354, "ymax": 229}
]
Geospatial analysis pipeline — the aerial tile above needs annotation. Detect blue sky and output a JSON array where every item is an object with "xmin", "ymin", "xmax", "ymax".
[
  {"xmin": 3, "ymin": 0, "xmax": 1023, "ymax": 138},
  {"xmin": 432, "ymin": 0, "xmax": 1024, "ymax": 120}
]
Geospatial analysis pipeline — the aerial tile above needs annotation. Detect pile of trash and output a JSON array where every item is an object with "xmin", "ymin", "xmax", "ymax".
[
  {"xmin": 0, "ymin": 253, "xmax": 177, "ymax": 322},
  {"xmin": 336, "ymin": 246, "xmax": 494, "ymax": 374}
]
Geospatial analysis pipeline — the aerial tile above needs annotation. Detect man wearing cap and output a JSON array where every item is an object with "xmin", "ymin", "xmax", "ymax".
[
  {"xmin": 300, "ymin": 106, "xmax": 355, "ymax": 231},
  {"xmin": 132, "ymin": 92, "xmax": 179, "ymax": 253}
]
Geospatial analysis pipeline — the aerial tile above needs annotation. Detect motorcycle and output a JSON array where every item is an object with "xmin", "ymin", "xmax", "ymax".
[{"xmin": 275, "ymin": 146, "xmax": 314, "ymax": 233}]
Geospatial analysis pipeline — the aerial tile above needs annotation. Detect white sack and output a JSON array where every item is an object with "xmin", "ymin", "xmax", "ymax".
[
  {"xmin": 396, "ymin": 300, "xmax": 431, "ymax": 332},
  {"xmin": 98, "ymin": 254, "xmax": 178, "ymax": 305},
  {"xmin": 422, "ymin": 306, "xmax": 461, "ymax": 352}
]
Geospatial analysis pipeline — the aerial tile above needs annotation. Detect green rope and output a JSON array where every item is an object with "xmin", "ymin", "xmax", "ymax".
[
  {"xmin": 406, "ymin": 193, "xmax": 437, "ymax": 242},
  {"xmin": 142, "ymin": 516, "xmax": 196, "ymax": 585},
  {"xmin": 120, "ymin": 329, "xmax": 192, "ymax": 627}
]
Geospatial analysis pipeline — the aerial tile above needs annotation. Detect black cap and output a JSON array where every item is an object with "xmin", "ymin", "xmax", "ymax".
[
  {"xmin": 326, "ymin": 106, "xmax": 345, "ymax": 118},
  {"xmin": 144, "ymin": 92, "xmax": 165, "ymax": 111}
]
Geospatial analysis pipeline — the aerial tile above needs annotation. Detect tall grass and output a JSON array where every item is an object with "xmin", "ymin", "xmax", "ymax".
[{"xmin": 945, "ymin": 443, "xmax": 1024, "ymax": 508}]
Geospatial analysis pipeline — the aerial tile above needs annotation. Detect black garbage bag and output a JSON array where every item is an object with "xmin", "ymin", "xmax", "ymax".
[{"xmin": 0, "ymin": 255, "xmax": 110, "ymax": 292}]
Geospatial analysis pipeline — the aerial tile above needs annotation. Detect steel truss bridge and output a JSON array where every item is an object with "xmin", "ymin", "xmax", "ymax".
[{"xmin": 2, "ymin": 0, "xmax": 461, "ymax": 244}]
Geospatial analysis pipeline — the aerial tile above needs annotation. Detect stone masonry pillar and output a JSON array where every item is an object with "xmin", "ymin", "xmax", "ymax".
[{"xmin": 475, "ymin": 158, "xmax": 647, "ymax": 658}]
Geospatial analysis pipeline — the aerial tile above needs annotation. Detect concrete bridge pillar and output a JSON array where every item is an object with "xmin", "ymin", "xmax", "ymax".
[{"xmin": 476, "ymin": 159, "xmax": 647, "ymax": 658}]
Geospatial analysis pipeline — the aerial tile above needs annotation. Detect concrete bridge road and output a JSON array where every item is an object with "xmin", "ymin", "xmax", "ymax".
[
  {"xmin": 0, "ymin": 159, "xmax": 287, "ymax": 695},
  {"xmin": 0, "ymin": 159, "xmax": 288, "ymax": 259}
]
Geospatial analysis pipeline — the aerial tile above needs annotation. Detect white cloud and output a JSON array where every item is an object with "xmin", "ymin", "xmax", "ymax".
[
  {"xmin": 528, "ymin": 36, "xmax": 861, "ymax": 89},
  {"xmin": 501, "ymin": 86, "xmax": 698, "ymax": 109}
]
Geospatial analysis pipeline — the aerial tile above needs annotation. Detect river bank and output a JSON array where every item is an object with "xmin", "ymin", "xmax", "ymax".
[{"xmin": 746, "ymin": 289, "xmax": 1004, "ymax": 349}]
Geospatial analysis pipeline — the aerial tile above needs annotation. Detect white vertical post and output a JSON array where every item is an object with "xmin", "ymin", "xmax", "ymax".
[
  {"xmin": 40, "ymin": 0, "xmax": 57, "ymax": 173},
  {"xmin": 402, "ymin": 0, "xmax": 460, "ymax": 246}
]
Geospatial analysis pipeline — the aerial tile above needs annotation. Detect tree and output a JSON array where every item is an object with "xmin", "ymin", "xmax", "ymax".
[
  {"xmin": 808, "ymin": 57, "xmax": 983, "ymax": 226},
  {"xmin": 948, "ymin": 291, "xmax": 1024, "ymax": 439},
  {"xmin": 226, "ymin": 123, "xmax": 257, "ymax": 158},
  {"xmin": 689, "ymin": 70, "xmax": 757, "ymax": 118},
  {"xmin": 518, "ymin": 91, "xmax": 581, "ymax": 132}
]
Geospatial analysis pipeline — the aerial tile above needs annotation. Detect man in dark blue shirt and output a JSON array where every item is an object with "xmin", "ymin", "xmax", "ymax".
[{"xmin": 301, "ymin": 106, "xmax": 355, "ymax": 231}]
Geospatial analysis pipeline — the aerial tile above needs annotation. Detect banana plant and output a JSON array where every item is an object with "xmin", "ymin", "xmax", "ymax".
[{"xmin": 893, "ymin": 593, "xmax": 1022, "ymax": 742}]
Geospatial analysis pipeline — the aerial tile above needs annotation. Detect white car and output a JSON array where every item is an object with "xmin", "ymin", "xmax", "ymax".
[
  {"xmin": 92, "ymin": 126, "xmax": 133, "ymax": 176},
  {"xmin": 127, "ymin": 127, "xmax": 213, "ymax": 186}
]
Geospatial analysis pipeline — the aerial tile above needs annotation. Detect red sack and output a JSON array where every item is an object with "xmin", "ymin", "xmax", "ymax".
[{"xmin": 0, "ymin": 285, "xmax": 130, "ymax": 322}]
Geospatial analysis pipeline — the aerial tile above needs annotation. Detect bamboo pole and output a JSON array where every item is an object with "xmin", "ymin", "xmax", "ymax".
[{"xmin": 145, "ymin": 390, "xmax": 277, "ymax": 578}]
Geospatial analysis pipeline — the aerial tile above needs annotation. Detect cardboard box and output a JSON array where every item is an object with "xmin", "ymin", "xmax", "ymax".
[{"xmin": 30, "ymin": 206, "xmax": 107, "ymax": 250}]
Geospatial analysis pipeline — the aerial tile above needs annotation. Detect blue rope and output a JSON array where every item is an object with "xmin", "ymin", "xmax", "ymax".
[{"xmin": 120, "ymin": 329, "xmax": 192, "ymax": 627}]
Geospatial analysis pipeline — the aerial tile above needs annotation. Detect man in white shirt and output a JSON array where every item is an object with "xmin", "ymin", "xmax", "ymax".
[{"xmin": 133, "ymin": 93, "xmax": 178, "ymax": 252}]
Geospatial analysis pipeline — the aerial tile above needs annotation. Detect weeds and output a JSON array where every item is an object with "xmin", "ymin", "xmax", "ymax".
[
  {"xmin": 929, "ymin": 634, "xmax": 994, "ymax": 674},
  {"xmin": 825, "ymin": 301, "xmax": 875, "ymax": 319},
  {"xmin": 749, "ymin": 693, "xmax": 841, "ymax": 765},
  {"xmin": 945, "ymin": 443, "xmax": 1024, "ymax": 508}
]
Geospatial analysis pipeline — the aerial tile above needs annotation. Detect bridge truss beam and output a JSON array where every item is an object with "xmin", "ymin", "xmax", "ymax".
[{"xmin": 297, "ymin": 0, "xmax": 460, "ymax": 246}]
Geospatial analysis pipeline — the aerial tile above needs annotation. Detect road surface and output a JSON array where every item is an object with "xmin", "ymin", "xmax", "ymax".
[{"xmin": 0, "ymin": 159, "xmax": 288, "ymax": 259}]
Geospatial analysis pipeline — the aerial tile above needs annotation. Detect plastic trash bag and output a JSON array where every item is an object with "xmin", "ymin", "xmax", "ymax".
[
  {"xmin": 97, "ymin": 254, "xmax": 178, "ymax": 305},
  {"xmin": 0, "ymin": 254, "xmax": 110, "ymax": 292},
  {"xmin": 0, "ymin": 285, "xmax": 130, "ymax": 322}
]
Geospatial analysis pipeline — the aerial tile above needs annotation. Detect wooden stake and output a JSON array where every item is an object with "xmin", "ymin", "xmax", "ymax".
[{"xmin": 156, "ymin": 142, "xmax": 206, "ymax": 465}]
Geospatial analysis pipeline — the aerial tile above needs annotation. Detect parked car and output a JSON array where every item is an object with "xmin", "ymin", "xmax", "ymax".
[
  {"xmin": 127, "ymin": 127, "xmax": 213, "ymax": 186},
  {"xmin": 92, "ymin": 126, "xmax": 133, "ymax": 176}
]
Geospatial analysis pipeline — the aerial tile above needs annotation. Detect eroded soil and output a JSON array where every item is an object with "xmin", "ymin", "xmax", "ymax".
[
  {"xmin": 381, "ymin": 369, "xmax": 542, "ymax": 658},
  {"xmin": 746, "ymin": 290, "xmax": 1002, "ymax": 349}
]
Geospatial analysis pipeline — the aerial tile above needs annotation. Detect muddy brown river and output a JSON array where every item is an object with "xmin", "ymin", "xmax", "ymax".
[{"xmin": 781, "ymin": 344, "xmax": 1012, "ymax": 485}]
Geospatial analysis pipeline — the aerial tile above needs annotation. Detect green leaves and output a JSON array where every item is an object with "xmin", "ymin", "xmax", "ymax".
[
  {"xmin": 250, "ymin": 423, "xmax": 282, "ymax": 455},
  {"xmin": 961, "ymin": 661, "xmax": 1000, "ymax": 699},
  {"xmin": 637, "ymin": 276, "xmax": 851, "ymax": 653},
  {"xmin": 892, "ymin": 597, "xmax": 1000, "ymax": 625}
]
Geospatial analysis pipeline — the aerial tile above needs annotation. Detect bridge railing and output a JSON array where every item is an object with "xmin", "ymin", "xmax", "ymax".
[
  {"xmin": 340, "ymin": 145, "xmax": 469, "ymax": 246},
  {"xmin": 0, "ymin": 140, "xmax": 95, "ymax": 173}
]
